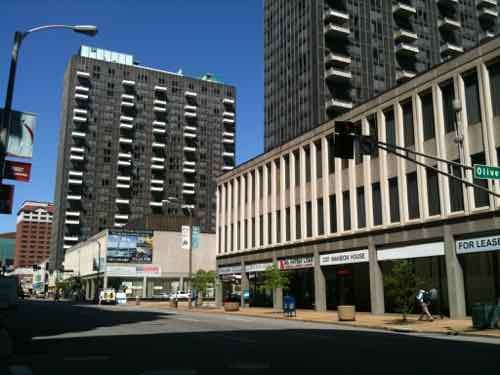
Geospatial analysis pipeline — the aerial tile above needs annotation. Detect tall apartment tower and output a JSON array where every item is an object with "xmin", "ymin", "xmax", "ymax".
[
  {"xmin": 264, "ymin": 0, "xmax": 499, "ymax": 150},
  {"xmin": 50, "ymin": 46, "xmax": 236, "ymax": 269},
  {"xmin": 15, "ymin": 201, "xmax": 54, "ymax": 268}
]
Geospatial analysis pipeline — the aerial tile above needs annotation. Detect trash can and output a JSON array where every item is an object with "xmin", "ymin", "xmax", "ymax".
[
  {"xmin": 471, "ymin": 303, "xmax": 498, "ymax": 329},
  {"xmin": 283, "ymin": 295, "xmax": 296, "ymax": 317}
]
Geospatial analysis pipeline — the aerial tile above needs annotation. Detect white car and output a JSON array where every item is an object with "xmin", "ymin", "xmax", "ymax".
[{"xmin": 169, "ymin": 291, "xmax": 191, "ymax": 300}]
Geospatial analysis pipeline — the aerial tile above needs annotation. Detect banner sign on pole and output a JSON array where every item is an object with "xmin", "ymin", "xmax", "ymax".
[
  {"xmin": 4, "ymin": 160, "xmax": 31, "ymax": 182},
  {"xmin": 0, "ymin": 184, "xmax": 14, "ymax": 214},
  {"xmin": 191, "ymin": 225, "xmax": 200, "ymax": 249},
  {"xmin": 1, "ymin": 109, "xmax": 37, "ymax": 158},
  {"xmin": 181, "ymin": 225, "xmax": 191, "ymax": 250}
]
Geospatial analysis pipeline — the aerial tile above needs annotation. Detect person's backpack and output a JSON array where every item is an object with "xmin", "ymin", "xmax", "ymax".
[
  {"xmin": 429, "ymin": 288, "xmax": 439, "ymax": 301},
  {"xmin": 423, "ymin": 291, "xmax": 432, "ymax": 304}
]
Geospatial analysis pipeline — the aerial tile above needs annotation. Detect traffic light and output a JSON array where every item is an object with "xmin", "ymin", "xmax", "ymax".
[
  {"xmin": 333, "ymin": 121, "xmax": 359, "ymax": 159},
  {"xmin": 359, "ymin": 135, "xmax": 378, "ymax": 155}
]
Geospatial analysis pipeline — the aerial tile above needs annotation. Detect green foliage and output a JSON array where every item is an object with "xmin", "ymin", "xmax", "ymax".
[
  {"xmin": 191, "ymin": 269, "xmax": 216, "ymax": 294},
  {"xmin": 258, "ymin": 264, "xmax": 290, "ymax": 294},
  {"xmin": 384, "ymin": 260, "xmax": 423, "ymax": 320}
]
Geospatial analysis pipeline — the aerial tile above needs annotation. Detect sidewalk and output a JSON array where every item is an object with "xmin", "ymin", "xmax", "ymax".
[{"xmin": 133, "ymin": 301, "xmax": 500, "ymax": 339}]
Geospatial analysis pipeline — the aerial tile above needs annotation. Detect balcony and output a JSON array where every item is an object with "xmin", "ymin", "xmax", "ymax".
[
  {"xmin": 151, "ymin": 157, "xmax": 165, "ymax": 163},
  {"xmin": 184, "ymin": 104, "xmax": 197, "ymax": 111},
  {"xmin": 150, "ymin": 186, "xmax": 164, "ymax": 192},
  {"xmin": 65, "ymin": 219, "xmax": 80, "ymax": 225},
  {"xmin": 63, "ymin": 245, "xmax": 72, "ymax": 249},
  {"xmin": 121, "ymin": 100, "xmax": 135, "ymax": 108},
  {"xmin": 114, "ymin": 222, "xmax": 126, "ymax": 228},
  {"xmin": 223, "ymin": 131, "xmax": 235, "ymax": 137},
  {"xmin": 182, "ymin": 204, "xmax": 195, "ymax": 209},
  {"xmin": 69, "ymin": 171, "xmax": 83, "ymax": 177},
  {"xmin": 183, "ymin": 167, "xmax": 196, "ymax": 174},
  {"xmin": 392, "ymin": 2, "xmax": 417, "ymax": 16},
  {"xmin": 393, "ymin": 29, "xmax": 418, "ymax": 43},
  {"xmin": 67, "ymin": 195, "xmax": 82, "ymax": 201},
  {"xmin": 68, "ymin": 178, "xmax": 83, "ymax": 185},
  {"xmin": 70, "ymin": 146, "xmax": 85, "ymax": 154},
  {"xmin": 116, "ymin": 198, "xmax": 130, "ymax": 205},
  {"xmin": 153, "ymin": 120, "xmax": 166, "ymax": 127},
  {"xmin": 223, "ymin": 111, "xmax": 235, "ymax": 118},
  {"xmin": 151, "ymin": 164, "xmax": 165, "ymax": 170},
  {"xmin": 183, "ymin": 182, "xmax": 195, "ymax": 188},
  {"xmin": 116, "ymin": 182, "xmax": 131, "ymax": 189},
  {"xmin": 185, "ymin": 91, "xmax": 197, "ymax": 97},
  {"xmin": 480, "ymin": 30, "xmax": 496, "ymax": 41},
  {"xmin": 324, "ymin": 23, "xmax": 350, "ymax": 38},
  {"xmin": 118, "ymin": 160, "xmax": 131, "ymax": 167},
  {"xmin": 223, "ymin": 151, "xmax": 235, "ymax": 157},
  {"xmin": 223, "ymin": 138, "xmax": 235, "ymax": 144},
  {"xmin": 155, "ymin": 85, "xmax": 167, "ymax": 92},
  {"xmin": 117, "ymin": 175, "xmax": 131, "ymax": 182},
  {"xmin": 153, "ymin": 128, "xmax": 166, "ymax": 134},
  {"xmin": 223, "ymin": 118, "xmax": 235, "ymax": 124},
  {"xmin": 223, "ymin": 98, "xmax": 235, "ymax": 105},
  {"xmin": 438, "ymin": 17, "xmax": 461, "ymax": 31},
  {"xmin": 184, "ymin": 132, "xmax": 197, "ymax": 138},
  {"xmin": 122, "ymin": 79, "xmax": 135, "ymax": 86},
  {"xmin": 119, "ymin": 137, "xmax": 133, "ymax": 144},
  {"xmin": 395, "ymin": 42, "xmax": 419, "ymax": 56},
  {"xmin": 184, "ymin": 111, "xmax": 197, "ymax": 118},
  {"xmin": 222, "ymin": 166, "xmax": 234, "ymax": 171},
  {"xmin": 73, "ymin": 115, "xmax": 87, "ymax": 123},
  {"xmin": 323, "ymin": 8, "xmax": 349, "ymax": 22},
  {"xmin": 65, "ymin": 211, "xmax": 81, "ymax": 217},
  {"xmin": 478, "ymin": 7, "xmax": 499, "ymax": 20},
  {"xmin": 184, "ymin": 160, "xmax": 196, "ymax": 167},
  {"xmin": 64, "ymin": 236, "xmax": 79, "ymax": 242},
  {"xmin": 476, "ymin": 0, "xmax": 497, "ymax": 6},
  {"xmin": 119, "ymin": 152, "xmax": 132, "ymax": 159},
  {"xmin": 152, "ymin": 142, "xmax": 165, "ymax": 148},
  {"xmin": 73, "ymin": 108, "xmax": 88, "ymax": 115},
  {"xmin": 150, "ymin": 201, "xmax": 163, "ymax": 208},
  {"xmin": 184, "ymin": 125, "xmax": 197, "ymax": 132},
  {"xmin": 74, "ymin": 93, "xmax": 89, "ymax": 100},
  {"xmin": 151, "ymin": 179, "xmax": 164, "ymax": 185},
  {"xmin": 76, "ymin": 71, "xmax": 90, "ymax": 78},
  {"xmin": 182, "ymin": 189, "xmax": 196, "ymax": 195},
  {"xmin": 440, "ymin": 42, "xmax": 464, "ymax": 56},
  {"xmin": 183, "ymin": 146, "xmax": 196, "ymax": 152},
  {"xmin": 396, "ymin": 69, "xmax": 417, "ymax": 82},
  {"xmin": 70, "ymin": 154, "xmax": 85, "ymax": 161},
  {"xmin": 153, "ymin": 106, "xmax": 167, "ymax": 112},
  {"xmin": 325, "ymin": 52, "xmax": 351, "ymax": 67},
  {"xmin": 325, "ymin": 98, "xmax": 354, "ymax": 111},
  {"xmin": 115, "ymin": 214, "xmax": 129, "ymax": 220},
  {"xmin": 120, "ymin": 122, "xmax": 134, "ymax": 130},
  {"xmin": 324, "ymin": 67, "xmax": 352, "ymax": 81},
  {"xmin": 75, "ymin": 85, "xmax": 89, "ymax": 93},
  {"xmin": 154, "ymin": 99, "xmax": 167, "ymax": 106},
  {"xmin": 120, "ymin": 115, "xmax": 134, "ymax": 122},
  {"xmin": 121, "ymin": 94, "xmax": 135, "ymax": 101},
  {"xmin": 71, "ymin": 131, "xmax": 86, "ymax": 139}
]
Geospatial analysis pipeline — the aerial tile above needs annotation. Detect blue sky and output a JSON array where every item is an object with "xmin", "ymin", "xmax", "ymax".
[{"xmin": 0, "ymin": 0, "xmax": 264, "ymax": 233}]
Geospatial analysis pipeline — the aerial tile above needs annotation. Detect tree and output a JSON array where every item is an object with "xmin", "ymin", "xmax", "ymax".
[
  {"xmin": 191, "ymin": 269, "xmax": 216, "ymax": 306},
  {"xmin": 258, "ymin": 264, "xmax": 290, "ymax": 311},
  {"xmin": 384, "ymin": 260, "xmax": 423, "ymax": 321}
]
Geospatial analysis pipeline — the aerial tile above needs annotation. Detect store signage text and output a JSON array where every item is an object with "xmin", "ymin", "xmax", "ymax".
[
  {"xmin": 218, "ymin": 265, "xmax": 242, "ymax": 275},
  {"xmin": 320, "ymin": 249, "xmax": 369, "ymax": 266},
  {"xmin": 278, "ymin": 255, "xmax": 314, "ymax": 270},
  {"xmin": 456, "ymin": 235, "xmax": 500, "ymax": 255},
  {"xmin": 245, "ymin": 262, "xmax": 273, "ymax": 273},
  {"xmin": 106, "ymin": 265, "xmax": 161, "ymax": 277}
]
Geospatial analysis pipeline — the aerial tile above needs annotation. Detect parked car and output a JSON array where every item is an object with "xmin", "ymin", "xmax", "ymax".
[{"xmin": 169, "ymin": 291, "xmax": 191, "ymax": 300}]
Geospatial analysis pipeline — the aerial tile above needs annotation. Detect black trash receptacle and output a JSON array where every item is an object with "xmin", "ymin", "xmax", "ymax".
[{"xmin": 472, "ymin": 303, "xmax": 498, "ymax": 329}]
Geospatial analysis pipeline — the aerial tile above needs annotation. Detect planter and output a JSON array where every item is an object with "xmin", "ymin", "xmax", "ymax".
[
  {"xmin": 170, "ymin": 300, "xmax": 178, "ymax": 308},
  {"xmin": 337, "ymin": 305, "xmax": 356, "ymax": 321},
  {"xmin": 223, "ymin": 302, "xmax": 240, "ymax": 312}
]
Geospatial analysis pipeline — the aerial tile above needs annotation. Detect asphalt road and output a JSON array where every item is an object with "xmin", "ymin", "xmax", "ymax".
[{"xmin": 1, "ymin": 300, "xmax": 500, "ymax": 374}]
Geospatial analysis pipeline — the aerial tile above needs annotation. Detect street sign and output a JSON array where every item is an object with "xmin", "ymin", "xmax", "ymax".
[
  {"xmin": 181, "ymin": 225, "xmax": 191, "ymax": 250},
  {"xmin": 473, "ymin": 164, "xmax": 500, "ymax": 180},
  {"xmin": 4, "ymin": 160, "xmax": 31, "ymax": 182},
  {"xmin": 191, "ymin": 225, "xmax": 200, "ymax": 249},
  {"xmin": 0, "ymin": 184, "xmax": 14, "ymax": 214},
  {"xmin": 0, "ymin": 108, "xmax": 37, "ymax": 158}
]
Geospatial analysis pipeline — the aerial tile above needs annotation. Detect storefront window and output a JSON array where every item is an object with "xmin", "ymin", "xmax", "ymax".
[{"xmin": 324, "ymin": 263, "xmax": 371, "ymax": 311}]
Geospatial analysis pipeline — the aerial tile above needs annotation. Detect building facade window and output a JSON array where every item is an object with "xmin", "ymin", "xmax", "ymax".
[
  {"xmin": 389, "ymin": 176, "xmax": 400, "ymax": 222},
  {"xmin": 449, "ymin": 162, "xmax": 465, "ymax": 212},
  {"xmin": 402, "ymin": 100, "xmax": 414, "ymax": 147},
  {"xmin": 488, "ymin": 62, "xmax": 500, "ymax": 116},
  {"xmin": 343, "ymin": 191, "xmax": 351, "ymax": 231},
  {"xmin": 426, "ymin": 167, "xmax": 441, "ymax": 216},
  {"xmin": 372, "ymin": 182, "xmax": 383, "ymax": 226},
  {"xmin": 385, "ymin": 109, "xmax": 396, "ymax": 147},
  {"xmin": 317, "ymin": 198, "xmax": 324, "ymax": 235},
  {"xmin": 357, "ymin": 186, "xmax": 366, "ymax": 228},
  {"xmin": 306, "ymin": 201, "xmax": 312, "ymax": 237},
  {"xmin": 285, "ymin": 207, "xmax": 291, "ymax": 241},
  {"xmin": 421, "ymin": 91, "xmax": 435, "ymax": 141},
  {"xmin": 441, "ymin": 81, "xmax": 456, "ymax": 133},
  {"xmin": 296, "ymin": 205, "xmax": 301, "ymax": 239},
  {"xmin": 471, "ymin": 152, "xmax": 490, "ymax": 208},
  {"xmin": 463, "ymin": 71, "xmax": 481, "ymax": 125},
  {"xmin": 407, "ymin": 172, "xmax": 420, "ymax": 220},
  {"xmin": 329, "ymin": 194, "xmax": 337, "ymax": 233}
]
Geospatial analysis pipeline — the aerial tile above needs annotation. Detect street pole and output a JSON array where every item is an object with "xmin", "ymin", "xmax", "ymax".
[
  {"xmin": 188, "ymin": 209, "xmax": 193, "ymax": 309},
  {"xmin": 0, "ymin": 31, "xmax": 23, "ymax": 183}
]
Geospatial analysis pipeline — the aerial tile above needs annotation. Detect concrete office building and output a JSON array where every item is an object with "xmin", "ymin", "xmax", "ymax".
[
  {"xmin": 50, "ymin": 46, "xmax": 236, "ymax": 270},
  {"xmin": 264, "ymin": 0, "xmax": 500, "ymax": 150},
  {"xmin": 15, "ymin": 201, "xmax": 54, "ymax": 269},
  {"xmin": 63, "ymin": 227, "xmax": 216, "ymax": 301},
  {"xmin": 217, "ymin": 37, "xmax": 500, "ymax": 318}
]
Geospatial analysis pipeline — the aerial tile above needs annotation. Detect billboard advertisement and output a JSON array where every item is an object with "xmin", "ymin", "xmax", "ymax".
[
  {"xmin": 1, "ymin": 109, "xmax": 37, "ymax": 158},
  {"xmin": 4, "ymin": 160, "xmax": 31, "ymax": 182},
  {"xmin": 107, "ymin": 230, "xmax": 153, "ymax": 263}
]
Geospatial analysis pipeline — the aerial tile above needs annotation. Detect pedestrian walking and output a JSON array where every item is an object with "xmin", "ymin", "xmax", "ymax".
[{"xmin": 416, "ymin": 289, "xmax": 434, "ymax": 321}]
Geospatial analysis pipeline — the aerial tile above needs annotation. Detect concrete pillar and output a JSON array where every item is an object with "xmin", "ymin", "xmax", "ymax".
[
  {"xmin": 310, "ymin": 142, "xmax": 318, "ymax": 237},
  {"xmin": 321, "ymin": 136, "xmax": 331, "ymax": 234},
  {"xmin": 270, "ymin": 160, "xmax": 277, "ymax": 245},
  {"xmin": 443, "ymin": 226, "xmax": 467, "ymax": 318},
  {"xmin": 103, "ymin": 275, "xmax": 108, "ymax": 289},
  {"xmin": 314, "ymin": 249, "xmax": 327, "ymax": 312},
  {"xmin": 142, "ymin": 277, "xmax": 147, "ymax": 298},
  {"xmin": 240, "ymin": 261, "xmax": 249, "ymax": 307},
  {"xmin": 263, "ymin": 163, "xmax": 269, "ymax": 246},
  {"xmin": 368, "ymin": 238, "xmax": 385, "ymax": 314},
  {"xmin": 289, "ymin": 151, "xmax": 297, "ymax": 240},
  {"xmin": 215, "ymin": 277, "xmax": 223, "ymax": 308},
  {"xmin": 274, "ymin": 287, "xmax": 283, "ymax": 311},
  {"xmin": 215, "ymin": 187, "xmax": 220, "ymax": 254},
  {"xmin": 221, "ymin": 184, "xmax": 226, "ymax": 253},
  {"xmin": 179, "ymin": 276, "xmax": 184, "ymax": 291},
  {"xmin": 227, "ymin": 181, "xmax": 233, "ymax": 252},
  {"xmin": 90, "ymin": 279, "xmax": 96, "ymax": 301}
]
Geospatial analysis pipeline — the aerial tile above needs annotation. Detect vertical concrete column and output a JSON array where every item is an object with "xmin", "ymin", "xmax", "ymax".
[
  {"xmin": 443, "ymin": 226, "xmax": 467, "ymax": 318},
  {"xmin": 255, "ymin": 168, "xmax": 261, "ymax": 248},
  {"xmin": 368, "ymin": 237, "xmax": 385, "ymax": 314},
  {"xmin": 240, "ymin": 261, "xmax": 249, "ymax": 307},
  {"xmin": 215, "ymin": 187, "xmax": 220, "ymax": 254},
  {"xmin": 395, "ymin": 101, "xmax": 408, "ymax": 223},
  {"xmin": 348, "ymin": 158, "xmax": 357, "ymax": 231},
  {"xmin": 299, "ymin": 146, "xmax": 307, "ymax": 239},
  {"xmin": 310, "ymin": 142, "xmax": 319, "ymax": 237},
  {"xmin": 179, "ymin": 277, "xmax": 184, "ymax": 291},
  {"xmin": 413, "ymin": 93, "xmax": 426, "ymax": 219},
  {"xmin": 247, "ymin": 171, "xmax": 253, "ymax": 249},
  {"xmin": 289, "ymin": 151, "xmax": 297, "ymax": 240},
  {"xmin": 90, "ymin": 279, "xmax": 96, "ymax": 301},
  {"xmin": 103, "ymin": 275, "xmax": 108, "ymax": 289},
  {"xmin": 263, "ymin": 164, "xmax": 269, "ymax": 246},
  {"xmin": 335, "ymin": 158, "xmax": 343, "ymax": 231},
  {"xmin": 321, "ymin": 136, "xmax": 330, "ymax": 234},
  {"xmin": 478, "ymin": 63, "xmax": 499, "ymax": 207},
  {"xmin": 378, "ymin": 110, "xmax": 390, "ymax": 225},
  {"xmin": 240, "ymin": 174, "xmax": 246, "ymax": 250},
  {"xmin": 215, "ymin": 277, "xmax": 223, "ymax": 308},
  {"xmin": 84, "ymin": 280, "xmax": 90, "ymax": 300},
  {"xmin": 272, "ymin": 256, "xmax": 283, "ymax": 311},
  {"xmin": 233, "ymin": 177, "xmax": 239, "ymax": 252},
  {"xmin": 227, "ymin": 181, "xmax": 233, "ymax": 252},
  {"xmin": 142, "ymin": 277, "xmax": 147, "ymax": 298},
  {"xmin": 270, "ymin": 159, "xmax": 277, "ymax": 244},
  {"xmin": 221, "ymin": 183, "xmax": 226, "ymax": 253},
  {"xmin": 313, "ymin": 248, "xmax": 326, "ymax": 312},
  {"xmin": 280, "ymin": 156, "xmax": 286, "ymax": 243},
  {"xmin": 433, "ymin": 84, "xmax": 451, "ymax": 216},
  {"xmin": 362, "ymin": 117, "xmax": 373, "ymax": 229}
]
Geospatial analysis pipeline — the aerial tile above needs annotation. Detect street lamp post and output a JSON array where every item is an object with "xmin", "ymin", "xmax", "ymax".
[
  {"xmin": 162, "ymin": 197, "xmax": 194, "ymax": 309},
  {"xmin": 0, "ymin": 24, "xmax": 98, "ymax": 184}
]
